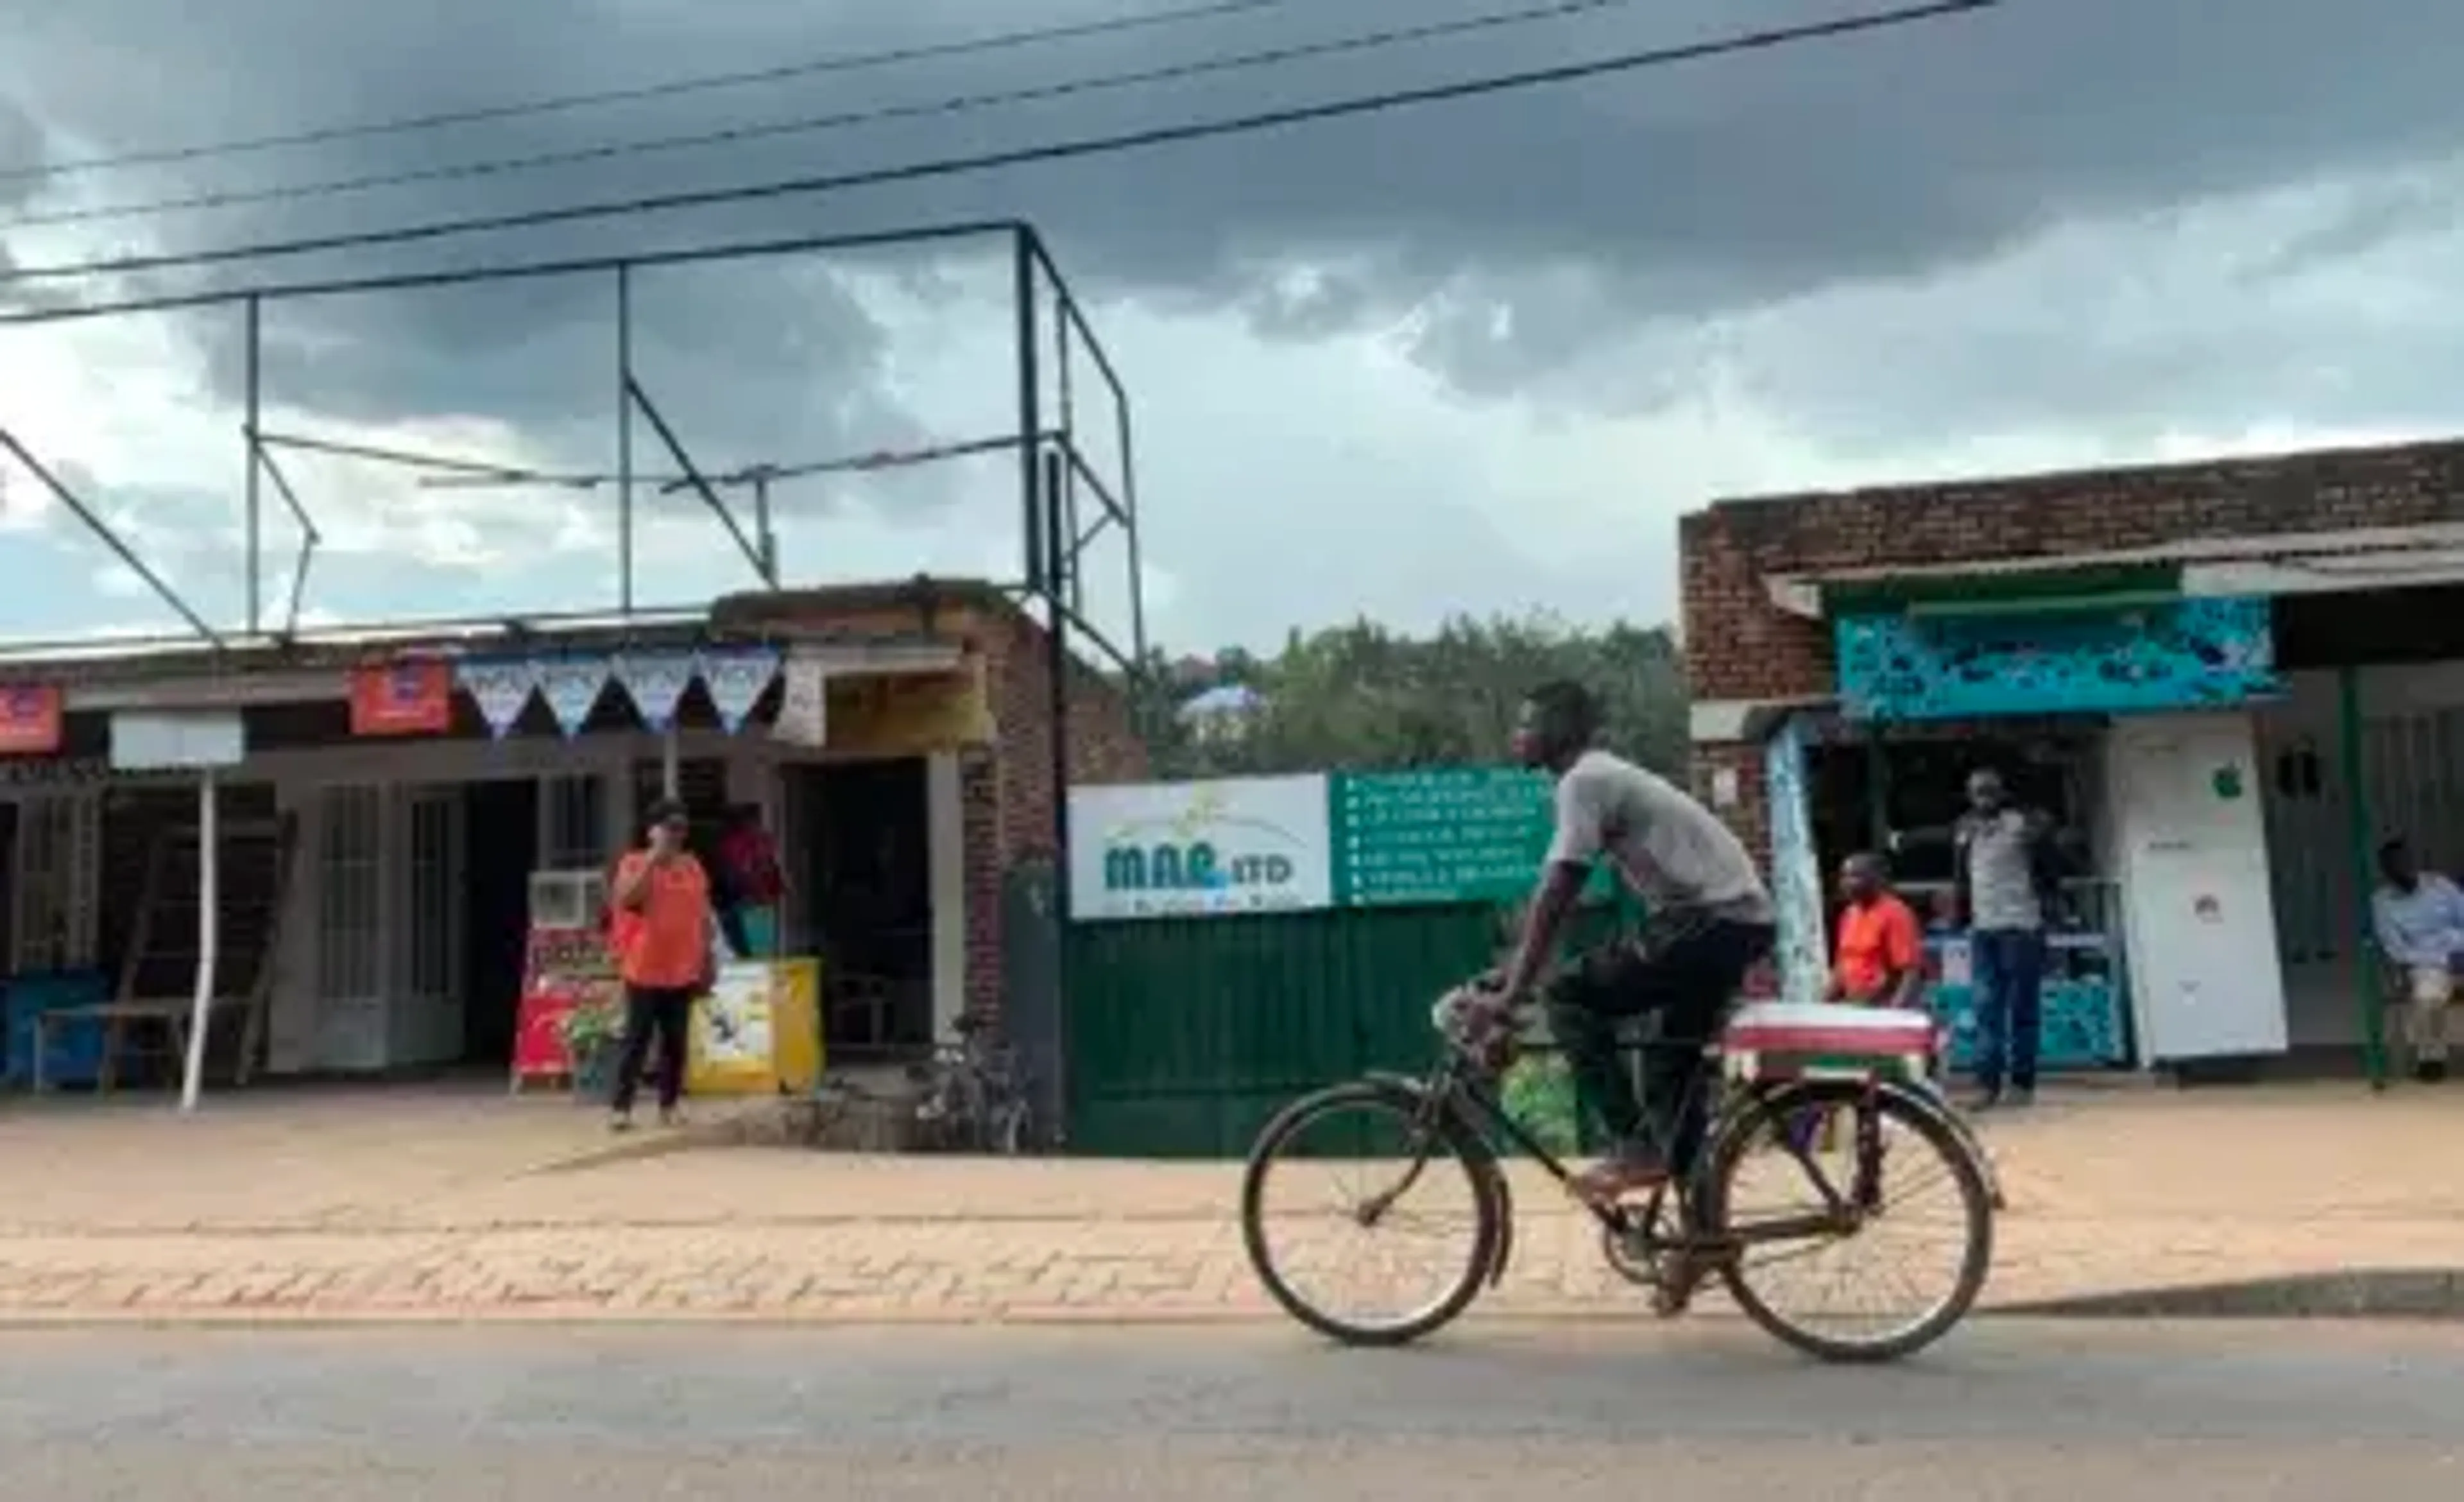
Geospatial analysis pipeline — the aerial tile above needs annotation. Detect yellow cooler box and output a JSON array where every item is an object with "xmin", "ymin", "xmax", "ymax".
[{"xmin": 687, "ymin": 958, "xmax": 823, "ymax": 1096}]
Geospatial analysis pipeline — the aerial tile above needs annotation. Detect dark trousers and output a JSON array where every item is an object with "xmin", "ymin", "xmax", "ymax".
[
  {"xmin": 1544, "ymin": 918, "xmax": 1775, "ymax": 1177},
  {"xmin": 611, "ymin": 984, "xmax": 692, "ymax": 1114},
  {"xmin": 1969, "ymin": 928, "xmax": 2046, "ymax": 1094}
]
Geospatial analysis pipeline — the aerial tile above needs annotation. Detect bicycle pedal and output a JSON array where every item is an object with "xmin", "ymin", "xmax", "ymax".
[{"xmin": 1648, "ymin": 1254, "xmax": 1707, "ymax": 1317}]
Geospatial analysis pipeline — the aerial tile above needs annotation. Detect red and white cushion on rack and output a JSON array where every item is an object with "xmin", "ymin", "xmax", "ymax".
[{"xmin": 1720, "ymin": 1001, "xmax": 1937, "ymax": 1085}]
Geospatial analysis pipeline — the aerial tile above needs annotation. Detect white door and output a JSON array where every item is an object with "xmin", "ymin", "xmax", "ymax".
[
  {"xmin": 393, "ymin": 784, "xmax": 466, "ymax": 1067},
  {"xmin": 2106, "ymin": 714, "xmax": 2290, "ymax": 1061},
  {"xmin": 314, "ymin": 784, "xmax": 386, "ymax": 1071}
]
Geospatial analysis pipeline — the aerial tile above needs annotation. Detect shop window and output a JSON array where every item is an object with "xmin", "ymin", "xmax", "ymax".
[
  {"xmin": 541, "ymin": 773, "xmax": 606, "ymax": 871},
  {"xmin": 316, "ymin": 785, "xmax": 382, "ymax": 1001},
  {"xmin": 10, "ymin": 792, "xmax": 98, "ymax": 974}
]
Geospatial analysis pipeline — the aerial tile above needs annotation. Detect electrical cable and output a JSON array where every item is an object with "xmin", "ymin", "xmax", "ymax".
[
  {"xmin": 0, "ymin": 1, "xmax": 1997, "ymax": 288},
  {"xmin": 0, "ymin": 0, "xmax": 1300, "ymax": 187},
  {"xmin": 7, "ymin": 0, "xmax": 1659, "ymax": 231}
]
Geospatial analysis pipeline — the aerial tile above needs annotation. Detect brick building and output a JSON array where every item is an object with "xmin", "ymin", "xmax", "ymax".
[
  {"xmin": 1679, "ymin": 436, "xmax": 2464, "ymax": 1081},
  {"xmin": 0, "ymin": 576, "xmax": 1143, "ymax": 1093}
]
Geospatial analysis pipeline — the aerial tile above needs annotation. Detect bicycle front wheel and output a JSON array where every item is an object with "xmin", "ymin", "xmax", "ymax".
[
  {"xmin": 1240, "ymin": 1079, "xmax": 1499, "ymax": 1347},
  {"xmin": 1698, "ymin": 1080, "xmax": 1993, "ymax": 1364}
]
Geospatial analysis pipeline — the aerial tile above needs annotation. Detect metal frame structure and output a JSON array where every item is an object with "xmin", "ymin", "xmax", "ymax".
[
  {"xmin": 0, "ymin": 217, "xmax": 1145, "ymax": 1105},
  {"xmin": 0, "ymin": 218, "xmax": 1144, "ymax": 664}
]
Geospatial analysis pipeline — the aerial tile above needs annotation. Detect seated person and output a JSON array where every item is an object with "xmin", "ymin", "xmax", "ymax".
[
  {"xmin": 1829, "ymin": 852, "xmax": 1924, "ymax": 1010},
  {"xmin": 2370, "ymin": 837, "xmax": 2462, "ymax": 1084}
]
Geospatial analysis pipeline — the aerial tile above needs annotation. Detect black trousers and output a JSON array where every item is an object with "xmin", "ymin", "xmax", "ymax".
[
  {"xmin": 611, "ymin": 984, "xmax": 693, "ymax": 1114},
  {"xmin": 1543, "ymin": 917, "xmax": 1776, "ymax": 1177}
]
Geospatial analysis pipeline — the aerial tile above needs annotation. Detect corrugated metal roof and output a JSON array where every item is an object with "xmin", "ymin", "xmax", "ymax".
[{"xmin": 0, "ymin": 578, "xmax": 1004, "ymax": 684}]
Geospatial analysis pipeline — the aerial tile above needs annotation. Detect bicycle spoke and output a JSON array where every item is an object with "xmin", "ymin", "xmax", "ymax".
[
  {"xmin": 1243, "ymin": 1084, "xmax": 1493, "ymax": 1345},
  {"xmin": 1706, "ymin": 1089, "xmax": 1992, "ymax": 1361}
]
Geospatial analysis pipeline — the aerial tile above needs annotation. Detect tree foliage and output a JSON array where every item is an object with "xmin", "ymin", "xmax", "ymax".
[{"xmin": 1133, "ymin": 612, "xmax": 1686, "ymax": 780}]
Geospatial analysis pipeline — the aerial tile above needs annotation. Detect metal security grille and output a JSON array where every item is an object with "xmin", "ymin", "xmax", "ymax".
[
  {"xmin": 2257, "ymin": 698, "xmax": 2464, "ymax": 967},
  {"xmin": 540, "ymin": 773, "xmax": 607, "ymax": 871},
  {"xmin": 629, "ymin": 757, "xmax": 728, "ymax": 834},
  {"xmin": 316, "ymin": 784, "xmax": 382, "ymax": 1002},
  {"xmin": 403, "ymin": 786, "xmax": 461, "ymax": 1003},
  {"xmin": 10, "ymin": 791, "xmax": 99, "ymax": 974}
]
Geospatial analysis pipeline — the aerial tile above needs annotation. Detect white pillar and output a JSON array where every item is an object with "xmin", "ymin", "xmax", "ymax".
[{"xmin": 180, "ymin": 770, "xmax": 218, "ymax": 1114}]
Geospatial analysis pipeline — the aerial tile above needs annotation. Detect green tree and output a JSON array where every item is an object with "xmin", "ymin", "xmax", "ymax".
[{"xmin": 1138, "ymin": 612, "xmax": 1686, "ymax": 778}]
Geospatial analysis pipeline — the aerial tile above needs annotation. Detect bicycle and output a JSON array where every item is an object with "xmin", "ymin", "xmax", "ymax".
[
  {"xmin": 1239, "ymin": 981, "xmax": 1996, "ymax": 1363},
  {"xmin": 907, "ymin": 1013, "xmax": 1032, "ymax": 1155}
]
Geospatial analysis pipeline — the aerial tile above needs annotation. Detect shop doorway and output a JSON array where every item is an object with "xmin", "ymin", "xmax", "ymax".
[
  {"xmin": 790, "ymin": 758, "xmax": 931, "ymax": 1059},
  {"xmin": 1807, "ymin": 729, "xmax": 2090, "ymax": 913},
  {"xmin": 461, "ymin": 779, "xmax": 539, "ymax": 1067}
]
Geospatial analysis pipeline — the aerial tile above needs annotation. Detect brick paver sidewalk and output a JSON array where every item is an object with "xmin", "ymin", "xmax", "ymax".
[{"xmin": 1, "ymin": 1083, "xmax": 2458, "ymax": 1324}]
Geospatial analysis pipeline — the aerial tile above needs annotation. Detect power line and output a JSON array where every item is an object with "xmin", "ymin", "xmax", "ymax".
[
  {"xmin": 0, "ymin": 1, "xmax": 1997, "ymax": 288},
  {"xmin": 0, "ymin": 0, "xmax": 1297, "ymax": 188},
  {"xmin": 9, "ymin": 0, "xmax": 1658, "ymax": 232}
]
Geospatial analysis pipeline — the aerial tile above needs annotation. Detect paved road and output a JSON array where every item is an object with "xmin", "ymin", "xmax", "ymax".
[{"xmin": 3, "ymin": 1321, "xmax": 2460, "ymax": 1498}]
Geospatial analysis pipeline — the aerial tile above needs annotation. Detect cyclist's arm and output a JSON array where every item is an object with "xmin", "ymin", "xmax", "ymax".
[
  {"xmin": 1499, "ymin": 766, "xmax": 1613, "ymax": 1003},
  {"xmin": 1498, "ymin": 861, "xmax": 1586, "ymax": 1004}
]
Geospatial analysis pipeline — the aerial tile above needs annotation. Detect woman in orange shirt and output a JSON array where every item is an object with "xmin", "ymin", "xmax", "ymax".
[{"xmin": 606, "ymin": 798, "xmax": 720, "ymax": 1130}]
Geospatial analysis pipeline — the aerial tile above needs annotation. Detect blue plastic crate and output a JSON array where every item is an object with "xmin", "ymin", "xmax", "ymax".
[{"xmin": 3, "ymin": 969, "xmax": 115, "ymax": 1089}]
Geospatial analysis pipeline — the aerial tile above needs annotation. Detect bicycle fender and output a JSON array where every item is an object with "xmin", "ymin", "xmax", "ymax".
[
  {"xmin": 1484, "ymin": 1157, "xmax": 1515, "ymax": 1286},
  {"xmin": 1360, "ymin": 1069, "xmax": 1433, "ymax": 1096},
  {"xmin": 1756, "ymin": 1075, "xmax": 1946, "ymax": 1121}
]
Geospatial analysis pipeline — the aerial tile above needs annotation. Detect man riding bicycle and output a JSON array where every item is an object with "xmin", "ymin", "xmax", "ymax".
[{"xmin": 1482, "ymin": 680, "xmax": 1777, "ymax": 1206}]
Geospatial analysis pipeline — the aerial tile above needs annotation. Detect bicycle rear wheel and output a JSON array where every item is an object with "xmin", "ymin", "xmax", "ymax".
[
  {"xmin": 1698, "ymin": 1081, "xmax": 1992, "ymax": 1364},
  {"xmin": 1241, "ymin": 1080, "xmax": 1498, "ymax": 1347}
]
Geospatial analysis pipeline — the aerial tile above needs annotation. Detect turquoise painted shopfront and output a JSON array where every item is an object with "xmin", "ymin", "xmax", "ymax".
[{"xmin": 1763, "ymin": 582, "xmax": 2283, "ymax": 1075}]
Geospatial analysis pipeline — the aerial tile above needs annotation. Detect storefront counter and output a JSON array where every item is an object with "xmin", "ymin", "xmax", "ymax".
[
  {"xmin": 1908, "ymin": 876, "xmax": 2128, "ymax": 1071},
  {"xmin": 1924, "ymin": 929, "xmax": 2126, "ymax": 1071}
]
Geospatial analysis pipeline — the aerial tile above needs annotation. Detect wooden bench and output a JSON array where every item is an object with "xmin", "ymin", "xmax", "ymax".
[{"xmin": 30, "ymin": 996, "xmax": 254, "ymax": 1095}]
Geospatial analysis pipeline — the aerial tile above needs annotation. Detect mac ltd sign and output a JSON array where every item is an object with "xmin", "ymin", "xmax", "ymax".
[{"xmin": 1066, "ymin": 773, "xmax": 1333, "ymax": 920}]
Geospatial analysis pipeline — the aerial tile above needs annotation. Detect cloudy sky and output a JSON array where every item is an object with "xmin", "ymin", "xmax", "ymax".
[{"xmin": 1, "ymin": 0, "xmax": 2460, "ymax": 657}]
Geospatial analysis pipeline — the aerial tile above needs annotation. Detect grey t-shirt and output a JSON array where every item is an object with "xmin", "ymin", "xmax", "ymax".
[
  {"xmin": 1958, "ymin": 808, "xmax": 2043, "ymax": 932},
  {"xmin": 1545, "ymin": 750, "xmax": 1774, "ymax": 924}
]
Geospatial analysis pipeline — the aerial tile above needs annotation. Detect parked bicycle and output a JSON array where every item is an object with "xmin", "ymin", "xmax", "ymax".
[
  {"xmin": 907, "ymin": 1014, "xmax": 1032, "ymax": 1156},
  {"xmin": 1239, "ymin": 978, "xmax": 1996, "ymax": 1363}
]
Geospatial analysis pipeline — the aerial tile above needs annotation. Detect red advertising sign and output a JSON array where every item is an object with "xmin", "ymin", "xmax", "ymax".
[
  {"xmin": 510, "ymin": 926, "xmax": 620, "ymax": 1086},
  {"xmin": 348, "ymin": 660, "xmax": 452, "ymax": 738},
  {"xmin": 0, "ymin": 684, "xmax": 62, "ymax": 756}
]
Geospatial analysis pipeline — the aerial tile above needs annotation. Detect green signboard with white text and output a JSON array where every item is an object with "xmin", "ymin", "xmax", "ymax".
[{"xmin": 1330, "ymin": 767, "xmax": 1557, "ymax": 908}]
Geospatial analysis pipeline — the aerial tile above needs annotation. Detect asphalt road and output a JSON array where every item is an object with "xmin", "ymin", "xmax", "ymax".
[{"xmin": 3, "ymin": 1320, "xmax": 2460, "ymax": 1499}]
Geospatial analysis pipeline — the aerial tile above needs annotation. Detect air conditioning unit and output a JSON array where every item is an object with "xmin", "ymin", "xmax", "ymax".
[{"xmin": 527, "ymin": 869, "xmax": 609, "ymax": 930}]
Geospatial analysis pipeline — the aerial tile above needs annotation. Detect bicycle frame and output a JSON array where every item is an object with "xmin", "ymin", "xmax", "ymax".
[{"xmin": 1355, "ymin": 1043, "xmax": 1942, "ymax": 1288}]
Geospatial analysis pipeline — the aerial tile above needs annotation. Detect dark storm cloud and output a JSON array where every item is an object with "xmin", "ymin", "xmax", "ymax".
[
  {"xmin": 183, "ymin": 252, "xmax": 909, "ymax": 483},
  {"xmin": 6, "ymin": 0, "xmax": 2464, "ymax": 410},
  {"xmin": 0, "ymin": 92, "xmax": 38, "ymax": 188}
]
